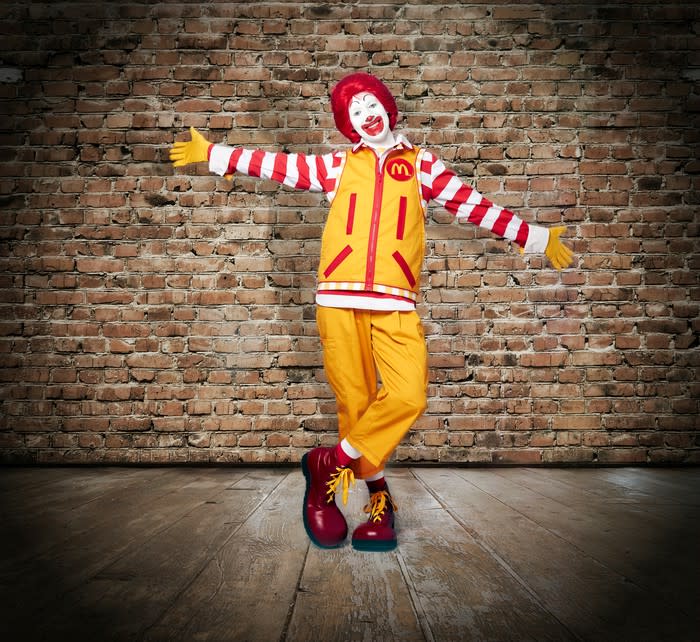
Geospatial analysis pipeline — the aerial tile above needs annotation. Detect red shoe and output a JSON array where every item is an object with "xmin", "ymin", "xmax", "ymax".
[
  {"xmin": 301, "ymin": 447, "xmax": 355, "ymax": 548},
  {"xmin": 352, "ymin": 489, "xmax": 398, "ymax": 552}
]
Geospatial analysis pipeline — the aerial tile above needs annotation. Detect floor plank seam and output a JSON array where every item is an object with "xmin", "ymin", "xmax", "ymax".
[
  {"xmin": 277, "ymin": 539, "xmax": 311, "ymax": 642},
  {"xmin": 5, "ymin": 468, "xmax": 699, "ymax": 641},
  {"xmin": 411, "ymin": 469, "xmax": 584, "ymax": 642},
  {"xmin": 24, "ymin": 479, "xmax": 214, "ymax": 621},
  {"xmin": 70, "ymin": 469, "xmax": 174, "ymax": 515},
  {"xmin": 140, "ymin": 526, "xmax": 236, "ymax": 640},
  {"xmin": 395, "ymin": 548, "xmax": 435, "ymax": 642},
  {"xmin": 141, "ymin": 469, "xmax": 291, "ymax": 640},
  {"xmin": 459, "ymin": 469, "xmax": 696, "ymax": 620}
]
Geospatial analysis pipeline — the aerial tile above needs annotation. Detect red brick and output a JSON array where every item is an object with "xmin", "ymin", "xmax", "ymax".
[
  {"xmin": 493, "ymin": 450, "xmax": 543, "ymax": 464},
  {"xmin": 0, "ymin": 2, "xmax": 697, "ymax": 465}
]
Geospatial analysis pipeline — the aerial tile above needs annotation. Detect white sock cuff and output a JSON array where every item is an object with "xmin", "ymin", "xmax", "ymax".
[{"xmin": 340, "ymin": 438, "xmax": 362, "ymax": 460}]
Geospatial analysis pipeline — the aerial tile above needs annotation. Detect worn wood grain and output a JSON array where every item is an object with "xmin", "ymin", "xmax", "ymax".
[
  {"xmin": 38, "ymin": 469, "xmax": 283, "ymax": 640},
  {"xmin": 393, "ymin": 469, "xmax": 575, "ymax": 642},
  {"xmin": 1, "ymin": 468, "xmax": 249, "ymax": 636},
  {"xmin": 417, "ymin": 467, "xmax": 697, "ymax": 642},
  {"xmin": 285, "ymin": 475, "xmax": 424, "ymax": 642},
  {"xmin": 489, "ymin": 467, "xmax": 700, "ymax": 623},
  {"xmin": 600, "ymin": 467, "xmax": 700, "ymax": 503},
  {"xmin": 1, "ymin": 466, "xmax": 698, "ymax": 642},
  {"xmin": 143, "ymin": 469, "xmax": 305, "ymax": 642},
  {"xmin": 0, "ymin": 467, "xmax": 176, "ymax": 568},
  {"xmin": 530, "ymin": 466, "xmax": 700, "ymax": 506}
]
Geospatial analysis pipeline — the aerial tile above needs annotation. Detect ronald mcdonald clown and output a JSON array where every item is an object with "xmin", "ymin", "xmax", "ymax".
[{"xmin": 170, "ymin": 72, "xmax": 574, "ymax": 552}]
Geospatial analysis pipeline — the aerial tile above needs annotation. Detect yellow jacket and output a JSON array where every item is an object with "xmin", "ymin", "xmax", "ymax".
[{"xmin": 317, "ymin": 146, "xmax": 424, "ymax": 304}]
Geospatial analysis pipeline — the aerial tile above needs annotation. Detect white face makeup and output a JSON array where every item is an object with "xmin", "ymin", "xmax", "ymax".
[{"xmin": 348, "ymin": 92, "xmax": 396, "ymax": 149}]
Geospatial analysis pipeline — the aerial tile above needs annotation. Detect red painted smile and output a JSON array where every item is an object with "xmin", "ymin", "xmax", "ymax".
[{"xmin": 362, "ymin": 115, "xmax": 384, "ymax": 137}]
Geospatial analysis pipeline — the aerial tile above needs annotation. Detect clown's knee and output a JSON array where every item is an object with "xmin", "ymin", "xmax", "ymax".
[{"xmin": 392, "ymin": 385, "xmax": 427, "ymax": 419}]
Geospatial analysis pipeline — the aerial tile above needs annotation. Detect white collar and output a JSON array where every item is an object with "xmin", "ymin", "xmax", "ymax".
[{"xmin": 351, "ymin": 133, "xmax": 413, "ymax": 154}]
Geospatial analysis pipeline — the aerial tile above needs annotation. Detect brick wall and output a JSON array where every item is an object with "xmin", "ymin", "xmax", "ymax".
[{"xmin": 1, "ymin": 1, "xmax": 698, "ymax": 465}]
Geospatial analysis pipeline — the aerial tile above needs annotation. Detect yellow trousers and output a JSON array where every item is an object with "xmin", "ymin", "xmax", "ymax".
[{"xmin": 316, "ymin": 306, "xmax": 429, "ymax": 479}]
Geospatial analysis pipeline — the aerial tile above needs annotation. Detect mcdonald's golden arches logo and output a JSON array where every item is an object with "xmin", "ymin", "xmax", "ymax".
[{"xmin": 386, "ymin": 158, "xmax": 414, "ymax": 182}]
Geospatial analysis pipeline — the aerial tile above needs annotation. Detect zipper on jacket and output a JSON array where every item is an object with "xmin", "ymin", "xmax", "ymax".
[{"xmin": 364, "ymin": 153, "xmax": 384, "ymax": 290}]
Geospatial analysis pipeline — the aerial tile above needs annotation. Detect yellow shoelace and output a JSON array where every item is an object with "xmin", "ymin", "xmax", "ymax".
[
  {"xmin": 364, "ymin": 490, "xmax": 398, "ymax": 523},
  {"xmin": 326, "ymin": 467, "xmax": 356, "ymax": 506}
]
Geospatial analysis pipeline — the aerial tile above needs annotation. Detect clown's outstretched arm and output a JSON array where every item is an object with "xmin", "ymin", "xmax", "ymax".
[
  {"xmin": 170, "ymin": 127, "xmax": 339, "ymax": 194},
  {"xmin": 420, "ymin": 150, "xmax": 574, "ymax": 271}
]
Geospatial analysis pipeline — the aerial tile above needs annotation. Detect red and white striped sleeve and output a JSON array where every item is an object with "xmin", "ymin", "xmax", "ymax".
[
  {"xmin": 418, "ymin": 150, "xmax": 548, "ymax": 252},
  {"xmin": 208, "ymin": 144, "xmax": 344, "ymax": 196}
]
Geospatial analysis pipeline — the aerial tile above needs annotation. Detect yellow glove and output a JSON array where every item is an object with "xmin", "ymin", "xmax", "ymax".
[
  {"xmin": 169, "ymin": 126, "xmax": 212, "ymax": 167},
  {"xmin": 545, "ymin": 226, "xmax": 574, "ymax": 270}
]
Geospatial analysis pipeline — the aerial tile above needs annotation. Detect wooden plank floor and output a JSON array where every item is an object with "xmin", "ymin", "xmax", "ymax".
[{"xmin": 1, "ymin": 466, "xmax": 699, "ymax": 642}]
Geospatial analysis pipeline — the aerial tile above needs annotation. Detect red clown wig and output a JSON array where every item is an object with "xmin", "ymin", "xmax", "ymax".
[{"xmin": 330, "ymin": 72, "xmax": 398, "ymax": 143}]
